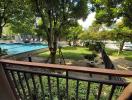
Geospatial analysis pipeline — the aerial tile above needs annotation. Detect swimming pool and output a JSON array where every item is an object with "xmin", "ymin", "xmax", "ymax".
[{"xmin": 0, "ymin": 43, "xmax": 48, "ymax": 55}]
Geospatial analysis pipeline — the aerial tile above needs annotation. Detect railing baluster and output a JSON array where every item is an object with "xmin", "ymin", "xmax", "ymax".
[
  {"xmin": 47, "ymin": 76, "xmax": 53, "ymax": 100},
  {"xmin": 5, "ymin": 70, "xmax": 19, "ymax": 100},
  {"xmin": 28, "ymin": 56, "xmax": 32, "ymax": 62},
  {"xmin": 97, "ymin": 83, "xmax": 103, "ymax": 100},
  {"xmin": 66, "ymin": 71, "xmax": 69, "ymax": 100},
  {"xmin": 31, "ymin": 74, "xmax": 37, "ymax": 100},
  {"xmin": 39, "ymin": 75, "xmax": 45, "ymax": 100},
  {"xmin": 86, "ymin": 82, "xmax": 91, "ymax": 100},
  {"xmin": 57, "ymin": 77, "xmax": 60, "ymax": 100},
  {"xmin": 10, "ymin": 71, "xmax": 23, "ymax": 99},
  {"xmin": 76, "ymin": 80, "xmax": 79, "ymax": 100},
  {"xmin": 108, "ymin": 85, "xmax": 116, "ymax": 100},
  {"xmin": 23, "ymin": 72, "xmax": 32, "ymax": 99},
  {"xmin": 17, "ymin": 72, "xmax": 27, "ymax": 99}
]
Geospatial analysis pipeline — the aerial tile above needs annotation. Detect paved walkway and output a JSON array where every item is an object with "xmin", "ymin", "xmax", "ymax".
[
  {"xmin": 25, "ymin": 56, "xmax": 108, "ymax": 80},
  {"xmin": 110, "ymin": 56, "xmax": 132, "ymax": 71}
]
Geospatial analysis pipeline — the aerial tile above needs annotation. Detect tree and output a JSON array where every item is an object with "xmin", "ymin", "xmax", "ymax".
[
  {"xmin": 0, "ymin": 0, "xmax": 34, "ymax": 37},
  {"xmin": 91, "ymin": 0, "xmax": 123, "ymax": 26},
  {"xmin": 31, "ymin": 0, "xmax": 89, "ymax": 63},
  {"xmin": 66, "ymin": 24, "xmax": 83, "ymax": 46},
  {"xmin": 79, "ymin": 22, "xmax": 102, "ymax": 41},
  {"xmin": 90, "ymin": 0, "xmax": 132, "ymax": 28},
  {"xmin": 9, "ymin": 0, "xmax": 35, "ymax": 35},
  {"xmin": 0, "ymin": 0, "xmax": 12, "ymax": 38},
  {"xmin": 108, "ymin": 27, "xmax": 132, "ymax": 54},
  {"xmin": 89, "ymin": 0, "xmax": 132, "ymax": 54}
]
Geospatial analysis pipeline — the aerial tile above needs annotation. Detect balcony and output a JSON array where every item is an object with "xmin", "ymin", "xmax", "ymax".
[{"xmin": 0, "ymin": 59, "xmax": 132, "ymax": 100}]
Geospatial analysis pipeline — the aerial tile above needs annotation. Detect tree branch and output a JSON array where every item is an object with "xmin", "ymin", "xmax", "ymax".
[
  {"xmin": 1, "ymin": 0, "xmax": 11, "ymax": 18},
  {"xmin": 34, "ymin": 0, "xmax": 48, "ymax": 33},
  {"xmin": 1, "ymin": 17, "xmax": 7, "ymax": 27}
]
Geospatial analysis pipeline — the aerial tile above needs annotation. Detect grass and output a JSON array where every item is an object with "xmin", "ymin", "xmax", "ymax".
[
  {"xmin": 39, "ymin": 46, "xmax": 132, "ymax": 61},
  {"xmin": 105, "ymin": 48, "xmax": 132, "ymax": 61},
  {"xmin": 39, "ymin": 46, "xmax": 92, "ymax": 60}
]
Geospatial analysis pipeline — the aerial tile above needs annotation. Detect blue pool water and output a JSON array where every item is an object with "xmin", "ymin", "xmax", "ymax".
[{"xmin": 0, "ymin": 43, "xmax": 48, "ymax": 55}]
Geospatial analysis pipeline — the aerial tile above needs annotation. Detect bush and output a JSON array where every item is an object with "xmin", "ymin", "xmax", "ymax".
[
  {"xmin": 84, "ymin": 41, "xmax": 90, "ymax": 47},
  {"xmin": 88, "ymin": 42, "xmax": 104, "ymax": 52},
  {"xmin": 0, "ymin": 48, "xmax": 7, "ymax": 56},
  {"xmin": 88, "ymin": 44, "xmax": 96, "ymax": 51},
  {"xmin": 0, "ymin": 36, "xmax": 13, "ymax": 40},
  {"xmin": 84, "ymin": 53, "xmax": 97, "ymax": 61}
]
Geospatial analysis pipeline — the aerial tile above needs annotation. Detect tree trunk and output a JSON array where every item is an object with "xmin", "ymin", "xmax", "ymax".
[
  {"xmin": 0, "ymin": 27, "xmax": 2, "ymax": 38},
  {"xmin": 50, "ymin": 51, "xmax": 56, "ymax": 64},
  {"xmin": 68, "ymin": 41, "xmax": 71, "ymax": 46},
  {"xmin": 73, "ymin": 39, "xmax": 76, "ymax": 46},
  {"xmin": 34, "ymin": 0, "xmax": 58, "ymax": 64},
  {"xmin": 0, "ymin": 27, "xmax": 2, "ymax": 55},
  {"xmin": 49, "ymin": 39, "xmax": 57, "ymax": 64},
  {"xmin": 118, "ymin": 40, "xmax": 125, "ymax": 55},
  {"xmin": 73, "ymin": 35, "xmax": 77, "ymax": 46}
]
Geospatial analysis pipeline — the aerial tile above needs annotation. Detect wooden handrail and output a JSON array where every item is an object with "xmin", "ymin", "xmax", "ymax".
[{"xmin": 0, "ymin": 59, "xmax": 132, "ymax": 77}]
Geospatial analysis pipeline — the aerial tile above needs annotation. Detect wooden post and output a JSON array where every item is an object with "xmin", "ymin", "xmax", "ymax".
[{"xmin": 0, "ymin": 64, "xmax": 16, "ymax": 100}]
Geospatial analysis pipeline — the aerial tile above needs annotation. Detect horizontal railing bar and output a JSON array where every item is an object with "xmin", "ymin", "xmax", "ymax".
[
  {"xmin": 5, "ymin": 69, "xmax": 128, "ymax": 86},
  {"xmin": 1, "ymin": 59, "xmax": 132, "ymax": 77}
]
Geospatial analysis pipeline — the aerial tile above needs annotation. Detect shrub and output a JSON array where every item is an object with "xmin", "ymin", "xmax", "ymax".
[{"xmin": 0, "ymin": 48, "xmax": 7, "ymax": 56}]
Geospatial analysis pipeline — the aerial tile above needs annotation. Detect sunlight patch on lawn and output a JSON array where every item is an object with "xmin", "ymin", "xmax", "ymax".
[{"xmin": 39, "ymin": 46, "xmax": 92, "ymax": 60}]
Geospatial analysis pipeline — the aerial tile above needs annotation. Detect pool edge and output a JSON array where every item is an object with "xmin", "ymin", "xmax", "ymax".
[{"xmin": 1, "ymin": 48, "xmax": 49, "ymax": 60}]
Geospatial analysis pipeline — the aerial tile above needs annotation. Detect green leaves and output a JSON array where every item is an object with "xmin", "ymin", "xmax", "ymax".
[
  {"xmin": 72, "ymin": 0, "xmax": 89, "ymax": 20},
  {"xmin": 91, "ymin": 0, "xmax": 132, "ymax": 28}
]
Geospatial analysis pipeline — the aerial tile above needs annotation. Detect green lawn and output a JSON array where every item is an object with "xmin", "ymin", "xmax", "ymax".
[
  {"xmin": 105, "ymin": 48, "xmax": 132, "ymax": 61},
  {"xmin": 39, "ymin": 46, "xmax": 92, "ymax": 60}
]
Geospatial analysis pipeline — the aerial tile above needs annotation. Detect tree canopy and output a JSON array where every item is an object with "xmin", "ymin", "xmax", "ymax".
[
  {"xmin": 30, "ymin": 0, "xmax": 89, "ymax": 63},
  {"xmin": 0, "ymin": 0, "xmax": 13, "ymax": 37},
  {"xmin": 90, "ymin": 0, "xmax": 132, "ymax": 28}
]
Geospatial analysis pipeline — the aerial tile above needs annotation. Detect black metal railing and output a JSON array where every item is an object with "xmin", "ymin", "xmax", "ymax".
[
  {"xmin": 1, "ymin": 59, "xmax": 132, "ymax": 100},
  {"xmin": 99, "ymin": 45, "xmax": 125, "ymax": 81},
  {"xmin": 100, "ymin": 48, "xmax": 115, "ymax": 69}
]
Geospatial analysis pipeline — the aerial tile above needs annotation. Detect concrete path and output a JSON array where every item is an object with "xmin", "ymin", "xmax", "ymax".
[{"xmin": 110, "ymin": 56, "xmax": 132, "ymax": 71}]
